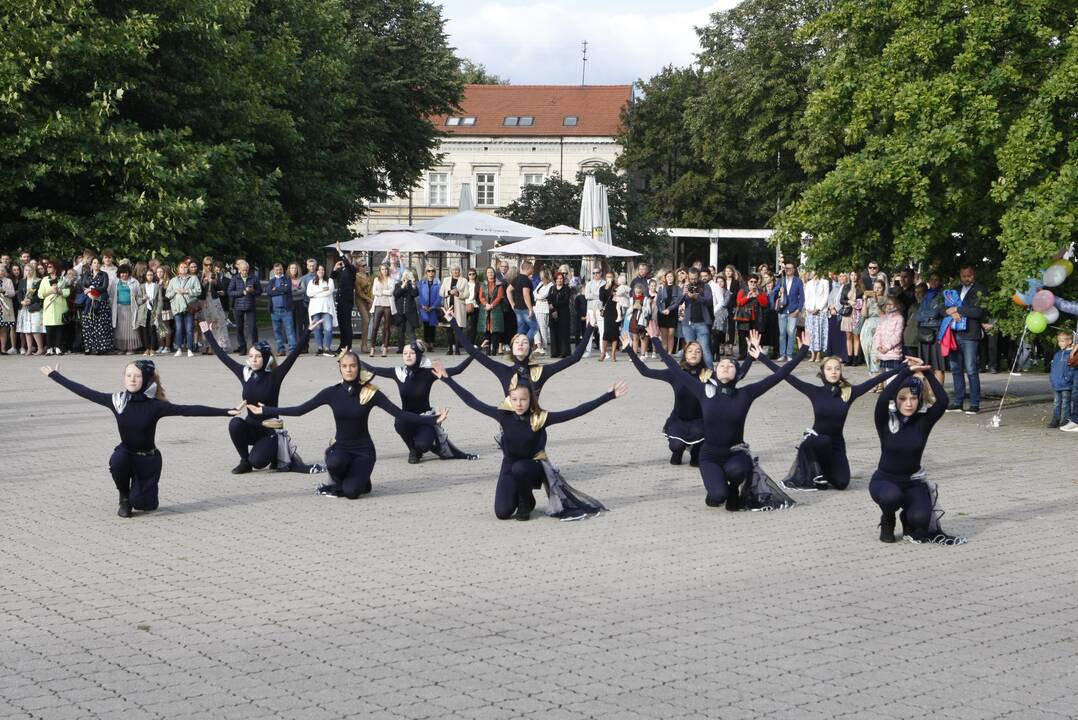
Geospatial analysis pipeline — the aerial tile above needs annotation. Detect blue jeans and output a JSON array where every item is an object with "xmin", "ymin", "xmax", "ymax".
[
  {"xmin": 271, "ymin": 308, "xmax": 297, "ymax": 352},
  {"xmin": 778, "ymin": 312, "xmax": 798, "ymax": 358},
  {"xmin": 1070, "ymin": 374, "xmax": 1078, "ymax": 424},
  {"xmin": 682, "ymin": 322, "xmax": 714, "ymax": 369},
  {"xmin": 1053, "ymin": 390, "xmax": 1072, "ymax": 424},
  {"xmin": 514, "ymin": 308, "xmax": 536, "ymax": 342},
  {"xmin": 949, "ymin": 339, "xmax": 981, "ymax": 407},
  {"xmin": 173, "ymin": 312, "xmax": 193, "ymax": 350},
  {"xmin": 312, "ymin": 312, "xmax": 333, "ymax": 350}
]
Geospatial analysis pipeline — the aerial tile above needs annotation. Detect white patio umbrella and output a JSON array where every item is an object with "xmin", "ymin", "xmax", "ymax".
[
  {"xmin": 329, "ymin": 227, "xmax": 474, "ymax": 254},
  {"xmin": 417, "ymin": 210, "xmax": 542, "ymax": 241},
  {"xmin": 496, "ymin": 225, "xmax": 639, "ymax": 258}
]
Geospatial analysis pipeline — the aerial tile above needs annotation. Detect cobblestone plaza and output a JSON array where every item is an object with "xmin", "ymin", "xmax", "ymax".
[{"xmin": 2, "ymin": 354, "xmax": 1076, "ymax": 720}]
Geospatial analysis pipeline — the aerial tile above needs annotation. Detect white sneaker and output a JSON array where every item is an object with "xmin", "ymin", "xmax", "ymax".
[
  {"xmin": 45, "ymin": 348, "xmax": 54, "ymax": 356},
  {"xmin": 174, "ymin": 349, "xmax": 182, "ymax": 357},
  {"xmin": 4, "ymin": 348, "xmax": 15, "ymax": 355},
  {"xmin": 187, "ymin": 349, "xmax": 194, "ymax": 358},
  {"xmin": 1060, "ymin": 421, "xmax": 1078, "ymax": 432}
]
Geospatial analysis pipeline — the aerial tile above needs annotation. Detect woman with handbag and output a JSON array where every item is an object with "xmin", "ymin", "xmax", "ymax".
[
  {"xmin": 656, "ymin": 271, "xmax": 683, "ymax": 355},
  {"xmin": 369, "ymin": 264, "xmax": 395, "ymax": 358},
  {"xmin": 79, "ymin": 257, "xmax": 113, "ymax": 355},
  {"xmin": 859, "ymin": 279, "xmax": 886, "ymax": 374},
  {"xmin": 417, "ymin": 267, "xmax": 442, "ymax": 348},
  {"xmin": 165, "ymin": 258, "xmax": 201, "ymax": 358},
  {"xmin": 199, "ymin": 259, "xmax": 230, "ymax": 354},
  {"xmin": 873, "ymin": 295, "xmax": 906, "ymax": 391},
  {"xmin": 38, "ymin": 259, "xmax": 70, "ymax": 355},
  {"xmin": 532, "ymin": 269, "xmax": 553, "ymax": 357},
  {"xmin": 733, "ymin": 274, "xmax": 769, "ymax": 361},
  {"xmin": 393, "ymin": 270, "xmax": 421, "ymax": 353},
  {"xmin": 841, "ymin": 271, "xmax": 864, "ymax": 365},
  {"xmin": 477, "ymin": 266, "xmax": 505, "ymax": 354},
  {"xmin": 439, "ymin": 265, "xmax": 472, "ymax": 355},
  {"xmin": 0, "ymin": 264, "xmax": 16, "ymax": 354},
  {"xmin": 547, "ymin": 272, "xmax": 573, "ymax": 358},
  {"xmin": 154, "ymin": 265, "xmax": 174, "ymax": 353}
]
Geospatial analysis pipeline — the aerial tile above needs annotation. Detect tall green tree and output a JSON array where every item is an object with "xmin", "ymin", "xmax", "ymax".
[
  {"xmin": 617, "ymin": 66, "xmax": 726, "ymax": 229},
  {"xmin": 778, "ymin": 0, "xmax": 1073, "ymax": 286},
  {"xmin": 459, "ymin": 59, "xmax": 508, "ymax": 85},
  {"xmin": 0, "ymin": 0, "xmax": 462, "ymax": 266},
  {"xmin": 688, "ymin": 0, "xmax": 822, "ymax": 228}
]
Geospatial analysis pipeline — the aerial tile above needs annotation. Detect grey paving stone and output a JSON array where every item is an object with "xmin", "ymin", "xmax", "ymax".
[{"xmin": 2, "ymin": 353, "xmax": 1075, "ymax": 720}]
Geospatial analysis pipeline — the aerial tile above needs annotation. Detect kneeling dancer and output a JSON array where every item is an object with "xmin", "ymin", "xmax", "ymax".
[
  {"xmin": 361, "ymin": 340, "xmax": 476, "ymax": 463},
  {"xmin": 757, "ymin": 340, "xmax": 904, "ymax": 490},
  {"xmin": 870, "ymin": 359, "xmax": 965, "ymax": 545},
  {"xmin": 202, "ymin": 320, "xmax": 321, "ymax": 474},
  {"xmin": 433, "ymin": 361, "xmax": 626, "ymax": 521},
  {"xmin": 250, "ymin": 351, "xmax": 445, "ymax": 499},
  {"xmin": 41, "ymin": 360, "xmax": 239, "ymax": 517},
  {"xmin": 622, "ymin": 332, "xmax": 752, "ymax": 467},
  {"xmin": 654, "ymin": 332, "xmax": 805, "ymax": 510}
]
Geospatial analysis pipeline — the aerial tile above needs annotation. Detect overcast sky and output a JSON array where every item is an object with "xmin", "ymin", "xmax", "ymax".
[{"xmin": 437, "ymin": 0, "xmax": 740, "ymax": 86}]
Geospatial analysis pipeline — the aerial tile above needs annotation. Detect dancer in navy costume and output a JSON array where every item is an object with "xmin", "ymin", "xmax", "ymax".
[
  {"xmin": 447, "ymin": 307, "xmax": 594, "ymax": 396},
  {"xmin": 870, "ymin": 360, "xmax": 964, "ymax": 544},
  {"xmin": 361, "ymin": 339, "xmax": 477, "ymax": 463},
  {"xmin": 754, "ymin": 332, "xmax": 905, "ymax": 490},
  {"xmin": 201, "ymin": 319, "xmax": 319, "ymax": 474},
  {"xmin": 249, "ymin": 351, "xmax": 445, "ymax": 499},
  {"xmin": 620, "ymin": 333, "xmax": 752, "ymax": 467},
  {"xmin": 433, "ymin": 361, "xmax": 627, "ymax": 520},
  {"xmin": 653, "ymin": 332, "xmax": 807, "ymax": 510},
  {"xmin": 41, "ymin": 360, "xmax": 239, "ymax": 517}
]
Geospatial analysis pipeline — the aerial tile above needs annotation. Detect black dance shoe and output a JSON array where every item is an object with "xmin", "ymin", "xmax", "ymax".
[
  {"xmin": 879, "ymin": 513, "xmax": 897, "ymax": 543},
  {"xmin": 705, "ymin": 495, "xmax": 723, "ymax": 508},
  {"xmin": 317, "ymin": 483, "xmax": 341, "ymax": 497},
  {"xmin": 117, "ymin": 499, "xmax": 133, "ymax": 518},
  {"xmin": 812, "ymin": 475, "xmax": 829, "ymax": 490},
  {"xmin": 407, "ymin": 449, "xmax": 421, "ymax": 464},
  {"xmin": 724, "ymin": 487, "xmax": 741, "ymax": 512},
  {"xmin": 669, "ymin": 449, "xmax": 683, "ymax": 465},
  {"xmin": 514, "ymin": 506, "xmax": 532, "ymax": 521},
  {"xmin": 231, "ymin": 460, "xmax": 253, "ymax": 475},
  {"xmin": 689, "ymin": 455, "xmax": 700, "ymax": 468}
]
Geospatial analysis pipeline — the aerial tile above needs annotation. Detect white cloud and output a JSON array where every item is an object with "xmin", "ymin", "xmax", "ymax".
[{"xmin": 443, "ymin": 1, "xmax": 738, "ymax": 85}]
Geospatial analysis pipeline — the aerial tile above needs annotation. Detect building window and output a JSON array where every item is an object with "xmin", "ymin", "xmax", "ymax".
[
  {"xmin": 446, "ymin": 116, "xmax": 476, "ymax": 126},
  {"xmin": 428, "ymin": 172, "xmax": 449, "ymax": 206},
  {"xmin": 563, "ymin": 116, "xmax": 578, "ymax": 126},
  {"xmin": 518, "ymin": 116, "xmax": 534, "ymax": 126},
  {"xmin": 522, "ymin": 173, "xmax": 544, "ymax": 188},
  {"xmin": 446, "ymin": 117, "xmax": 460, "ymax": 126},
  {"xmin": 504, "ymin": 116, "xmax": 519, "ymax": 126},
  {"xmin": 475, "ymin": 173, "xmax": 496, "ymax": 206},
  {"xmin": 461, "ymin": 117, "xmax": 476, "ymax": 126}
]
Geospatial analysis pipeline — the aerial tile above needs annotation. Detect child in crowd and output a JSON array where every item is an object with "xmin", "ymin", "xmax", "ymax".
[
  {"xmin": 614, "ymin": 274, "xmax": 631, "ymax": 324},
  {"xmin": 1049, "ymin": 329, "xmax": 1074, "ymax": 429}
]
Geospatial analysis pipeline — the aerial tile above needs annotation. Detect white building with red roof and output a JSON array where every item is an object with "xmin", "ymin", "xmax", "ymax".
[{"xmin": 361, "ymin": 84, "xmax": 633, "ymax": 238}]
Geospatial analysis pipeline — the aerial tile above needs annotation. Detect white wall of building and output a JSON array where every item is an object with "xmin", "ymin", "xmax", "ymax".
[{"xmin": 359, "ymin": 136, "xmax": 622, "ymax": 235}]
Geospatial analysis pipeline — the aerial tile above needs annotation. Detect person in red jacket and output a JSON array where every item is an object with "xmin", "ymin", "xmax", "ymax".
[{"xmin": 733, "ymin": 274, "xmax": 769, "ymax": 361}]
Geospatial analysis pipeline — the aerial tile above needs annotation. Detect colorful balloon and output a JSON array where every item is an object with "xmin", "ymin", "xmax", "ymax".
[
  {"xmin": 1043, "ymin": 306, "xmax": 1060, "ymax": 324},
  {"xmin": 1043, "ymin": 264, "xmax": 1067, "ymax": 287},
  {"xmin": 1052, "ymin": 259, "xmax": 1074, "ymax": 277},
  {"xmin": 1012, "ymin": 292, "xmax": 1027, "ymax": 307},
  {"xmin": 1032, "ymin": 289, "xmax": 1056, "ymax": 312},
  {"xmin": 1025, "ymin": 311, "xmax": 1048, "ymax": 334}
]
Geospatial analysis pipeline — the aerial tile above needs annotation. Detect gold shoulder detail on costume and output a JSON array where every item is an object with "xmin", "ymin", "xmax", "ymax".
[
  {"xmin": 359, "ymin": 385, "xmax": 378, "ymax": 405},
  {"xmin": 530, "ymin": 410, "xmax": 548, "ymax": 432}
]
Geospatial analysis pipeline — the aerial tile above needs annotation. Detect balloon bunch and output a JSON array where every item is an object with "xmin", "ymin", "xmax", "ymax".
[{"xmin": 1013, "ymin": 259, "xmax": 1073, "ymax": 333}]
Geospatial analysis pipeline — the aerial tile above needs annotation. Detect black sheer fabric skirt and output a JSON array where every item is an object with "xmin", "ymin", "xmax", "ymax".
[
  {"xmin": 781, "ymin": 430, "xmax": 825, "ymax": 491},
  {"xmin": 731, "ymin": 444, "xmax": 796, "ymax": 510},
  {"xmin": 662, "ymin": 412, "xmax": 704, "ymax": 447},
  {"xmin": 540, "ymin": 458, "xmax": 606, "ymax": 521},
  {"xmin": 273, "ymin": 429, "xmax": 326, "ymax": 474}
]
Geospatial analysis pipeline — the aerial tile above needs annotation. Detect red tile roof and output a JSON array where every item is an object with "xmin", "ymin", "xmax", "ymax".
[{"xmin": 435, "ymin": 84, "xmax": 633, "ymax": 137}]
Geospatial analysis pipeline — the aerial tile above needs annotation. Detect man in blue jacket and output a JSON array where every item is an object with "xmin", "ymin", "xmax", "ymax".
[
  {"xmin": 946, "ymin": 264, "xmax": 986, "ymax": 414},
  {"xmin": 267, "ymin": 262, "xmax": 296, "ymax": 355},
  {"xmin": 228, "ymin": 258, "xmax": 262, "ymax": 355},
  {"xmin": 769, "ymin": 262, "xmax": 804, "ymax": 361}
]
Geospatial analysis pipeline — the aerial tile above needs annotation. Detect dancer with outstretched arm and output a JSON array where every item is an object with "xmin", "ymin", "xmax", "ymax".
[
  {"xmin": 653, "ymin": 332, "xmax": 806, "ymax": 511},
  {"xmin": 201, "ymin": 319, "xmax": 320, "ymax": 474},
  {"xmin": 248, "ymin": 351, "xmax": 446, "ymax": 499},
  {"xmin": 360, "ymin": 339, "xmax": 476, "ymax": 463},
  {"xmin": 433, "ymin": 361, "xmax": 626, "ymax": 521},
  {"xmin": 41, "ymin": 360, "xmax": 240, "ymax": 517}
]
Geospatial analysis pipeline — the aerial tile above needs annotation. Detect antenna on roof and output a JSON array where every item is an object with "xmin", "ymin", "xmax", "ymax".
[{"xmin": 581, "ymin": 40, "xmax": 588, "ymax": 86}]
